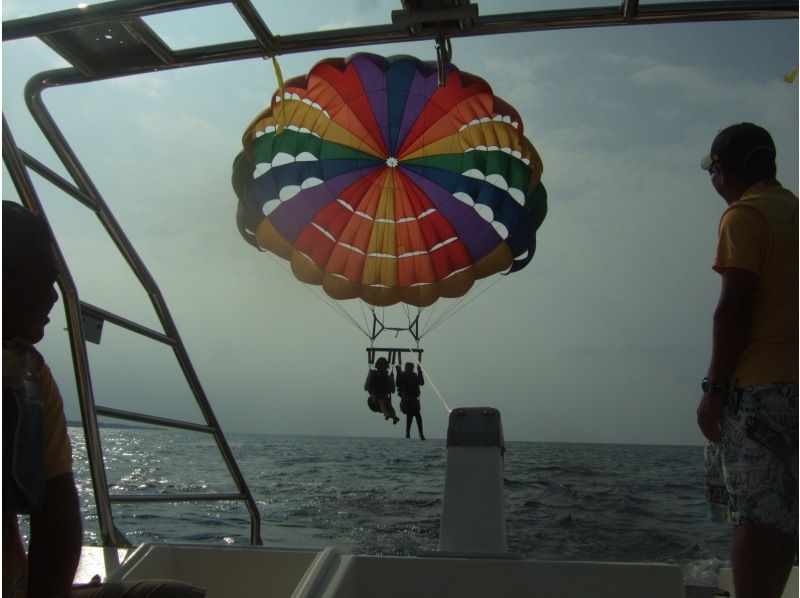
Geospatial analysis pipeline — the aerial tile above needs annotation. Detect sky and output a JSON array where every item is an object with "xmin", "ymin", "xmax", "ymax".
[{"xmin": 2, "ymin": 0, "xmax": 798, "ymax": 446}]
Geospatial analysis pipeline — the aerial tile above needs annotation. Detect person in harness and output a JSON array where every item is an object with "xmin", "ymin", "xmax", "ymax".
[
  {"xmin": 395, "ymin": 362, "xmax": 425, "ymax": 440},
  {"xmin": 364, "ymin": 357, "xmax": 399, "ymax": 424}
]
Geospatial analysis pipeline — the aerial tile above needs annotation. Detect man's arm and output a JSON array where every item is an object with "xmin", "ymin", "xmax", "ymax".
[
  {"xmin": 26, "ymin": 472, "xmax": 82, "ymax": 598},
  {"xmin": 697, "ymin": 267, "xmax": 757, "ymax": 442}
]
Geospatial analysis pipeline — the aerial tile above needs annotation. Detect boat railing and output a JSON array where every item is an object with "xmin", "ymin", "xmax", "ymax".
[{"xmin": 2, "ymin": 97, "xmax": 263, "ymax": 546}]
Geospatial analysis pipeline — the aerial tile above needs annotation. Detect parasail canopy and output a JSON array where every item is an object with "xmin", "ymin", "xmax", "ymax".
[{"xmin": 232, "ymin": 52, "xmax": 547, "ymax": 308}]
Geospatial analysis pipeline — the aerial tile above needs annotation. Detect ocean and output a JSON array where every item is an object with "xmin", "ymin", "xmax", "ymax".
[{"xmin": 66, "ymin": 427, "xmax": 730, "ymax": 587}]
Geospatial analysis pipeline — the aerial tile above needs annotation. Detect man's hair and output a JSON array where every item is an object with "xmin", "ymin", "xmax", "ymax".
[
  {"xmin": 708, "ymin": 123, "xmax": 777, "ymax": 183},
  {"xmin": 3, "ymin": 201, "xmax": 54, "ymax": 271}
]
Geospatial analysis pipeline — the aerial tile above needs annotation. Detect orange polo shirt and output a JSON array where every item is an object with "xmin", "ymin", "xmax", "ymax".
[{"xmin": 714, "ymin": 181, "xmax": 799, "ymax": 387}]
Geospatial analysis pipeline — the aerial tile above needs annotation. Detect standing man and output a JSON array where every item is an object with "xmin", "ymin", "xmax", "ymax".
[{"xmin": 697, "ymin": 123, "xmax": 798, "ymax": 598}]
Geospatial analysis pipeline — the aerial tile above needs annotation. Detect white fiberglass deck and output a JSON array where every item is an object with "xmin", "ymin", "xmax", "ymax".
[{"xmin": 110, "ymin": 543, "xmax": 686, "ymax": 598}]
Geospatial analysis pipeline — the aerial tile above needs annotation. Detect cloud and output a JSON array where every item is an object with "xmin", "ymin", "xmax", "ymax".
[
  {"xmin": 108, "ymin": 75, "xmax": 167, "ymax": 100},
  {"xmin": 316, "ymin": 21, "xmax": 359, "ymax": 31},
  {"xmin": 2, "ymin": 0, "xmax": 38, "ymax": 19},
  {"xmin": 631, "ymin": 63, "xmax": 736, "ymax": 104}
]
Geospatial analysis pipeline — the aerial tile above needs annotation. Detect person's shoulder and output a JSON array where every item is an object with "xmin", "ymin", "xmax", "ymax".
[
  {"xmin": 35, "ymin": 361, "xmax": 55, "ymax": 388},
  {"xmin": 732, "ymin": 183, "xmax": 797, "ymax": 225},
  {"xmin": 739, "ymin": 182, "xmax": 798, "ymax": 206},
  {"xmin": 35, "ymin": 361, "xmax": 67, "ymax": 410}
]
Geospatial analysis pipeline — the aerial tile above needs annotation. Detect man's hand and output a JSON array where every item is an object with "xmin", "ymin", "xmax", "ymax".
[
  {"xmin": 700, "ymin": 267, "xmax": 756, "ymax": 444},
  {"xmin": 697, "ymin": 392, "xmax": 726, "ymax": 443}
]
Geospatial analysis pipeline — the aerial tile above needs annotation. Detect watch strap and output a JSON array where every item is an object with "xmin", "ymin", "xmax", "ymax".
[{"xmin": 702, "ymin": 377, "xmax": 728, "ymax": 394}]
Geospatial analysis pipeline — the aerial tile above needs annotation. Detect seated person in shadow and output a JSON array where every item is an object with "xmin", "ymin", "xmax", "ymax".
[
  {"xmin": 364, "ymin": 357, "xmax": 399, "ymax": 424},
  {"xmin": 2, "ymin": 201, "xmax": 205, "ymax": 598}
]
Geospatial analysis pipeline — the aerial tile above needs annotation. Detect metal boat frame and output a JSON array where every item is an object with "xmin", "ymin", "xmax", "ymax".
[{"xmin": 2, "ymin": 0, "xmax": 796, "ymax": 552}]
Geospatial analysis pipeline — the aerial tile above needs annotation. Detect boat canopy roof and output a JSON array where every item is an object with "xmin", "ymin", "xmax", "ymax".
[{"xmin": 3, "ymin": 0, "xmax": 797, "ymax": 83}]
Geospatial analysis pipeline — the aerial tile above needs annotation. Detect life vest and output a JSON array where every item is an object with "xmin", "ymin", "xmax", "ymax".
[
  {"xmin": 369, "ymin": 370, "xmax": 392, "ymax": 397},
  {"xmin": 397, "ymin": 371, "xmax": 420, "ymax": 398},
  {"xmin": 3, "ymin": 376, "xmax": 45, "ymax": 513}
]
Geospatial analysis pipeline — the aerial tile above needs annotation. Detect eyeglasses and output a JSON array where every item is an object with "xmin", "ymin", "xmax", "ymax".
[{"xmin": 700, "ymin": 154, "xmax": 720, "ymax": 175}]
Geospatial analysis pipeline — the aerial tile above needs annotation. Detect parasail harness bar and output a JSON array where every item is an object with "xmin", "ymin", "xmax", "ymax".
[
  {"xmin": 370, "ymin": 310, "xmax": 421, "ymax": 344},
  {"xmin": 367, "ymin": 347, "xmax": 424, "ymax": 366},
  {"xmin": 367, "ymin": 310, "xmax": 423, "ymax": 365}
]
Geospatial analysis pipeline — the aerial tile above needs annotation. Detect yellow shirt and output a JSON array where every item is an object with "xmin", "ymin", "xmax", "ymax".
[
  {"xmin": 3, "ymin": 362, "xmax": 73, "ymax": 598},
  {"xmin": 714, "ymin": 181, "xmax": 799, "ymax": 387}
]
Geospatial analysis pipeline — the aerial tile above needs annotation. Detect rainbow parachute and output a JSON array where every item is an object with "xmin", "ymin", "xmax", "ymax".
[{"xmin": 232, "ymin": 53, "xmax": 546, "ymax": 307}]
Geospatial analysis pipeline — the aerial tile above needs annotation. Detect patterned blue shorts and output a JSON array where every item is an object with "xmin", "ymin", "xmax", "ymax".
[{"xmin": 705, "ymin": 382, "xmax": 798, "ymax": 536}]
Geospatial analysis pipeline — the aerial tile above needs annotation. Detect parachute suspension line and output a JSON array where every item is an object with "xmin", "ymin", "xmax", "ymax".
[
  {"xmin": 425, "ymin": 275, "xmax": 504, "ymax": 336},
  {"xmin": 303, "ymin": 285, "xmax": 372, "ymax": 339},
  {"xmin": 401, "ymin": 303, "xmax": 423, "ymax": 348},
  {"xmin": 418, "ymin": 299, "xmax": 442, "ymax": 338},
  {"xmin": 323, "ymin": 293, "xmax": 375, "ymax": 338},
  {"xmin": 417, "ymin": 293, "xmax": 463, "ymax": 340},
  {"xmin": 424, "ymin": 292, "xmax": 469, "ymax": 335},
  {"xmin": 419, "ymin": 278, "xmax": 496, "ymax": 339},
  {"xmin": 368, "ymin": 305, "xmax": 377, "ymax": 343},
  {"xmin": 420, "ymin": 275, "xmax": 506, "ymax": 339},
  {"xmin": 260, "ymin": 250, "xmax": 371, "ymax": 339},
  {"xmin": 358, "ymin": 300, "xmax": 373, "ymax": 338},
  {"xmin": 425, "ymin": 296, "xmax": 462, "ymax": 337}
]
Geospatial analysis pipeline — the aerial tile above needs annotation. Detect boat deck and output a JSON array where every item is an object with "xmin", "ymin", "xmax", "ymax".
[{"xmin": 75, "ymin": 544, "xmax": 800, "ymax": 598}]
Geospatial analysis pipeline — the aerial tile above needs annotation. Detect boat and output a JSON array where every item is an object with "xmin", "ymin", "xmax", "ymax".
[{"xmin": 3, "ymin": 1, "xmax": 798, "ymax": 596}]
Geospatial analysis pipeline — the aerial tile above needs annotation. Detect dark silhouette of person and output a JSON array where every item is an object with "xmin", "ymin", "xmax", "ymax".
[
  {"xmin": 364, "ymin": 357, "xmax": 399, "ymax": 424},
  {"xmin": 2, "ymin": 201, "xmax": 204, "ymax": 597},
  {"xmin": 697, "ymin": 124, "xmax": 798, "ymax": 598},
  {"xmin": 396, "ymin": 362, "xmax": 425, "ymax": 440}
]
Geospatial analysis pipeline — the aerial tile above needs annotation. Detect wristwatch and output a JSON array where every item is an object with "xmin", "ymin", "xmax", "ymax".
[{"xmin": 701, "ymin": 377, "xmax": 728, "ymax": 395}]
